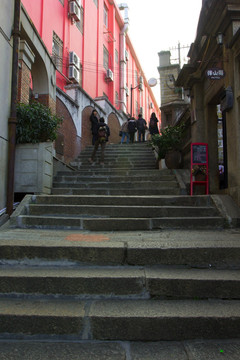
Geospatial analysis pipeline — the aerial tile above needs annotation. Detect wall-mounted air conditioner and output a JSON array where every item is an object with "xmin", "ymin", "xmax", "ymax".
[
  {"xmin": 106, "ymin": 69, "xmax": 114, "ymax": 81},
  {"xmin": 125, "ymin": 86, "xmax": 129, "ymax": 96},
  {"xmin": 138, "ymin": 83, "xmax": 143, "ymax": 91},
  {"xmin": 69, "ymin": 1, "xmax": 81, "ymax": 21},
  {"xmin": 69, "ymin": 65, "xmax": 80, "ymax": 83},
  {"xmin": 139, "ymin": 76, "xmax": 143, "ymax": 84},
  {"xmin": 69, "ymin": 51, "xmax": 80, "ymax": 69}
]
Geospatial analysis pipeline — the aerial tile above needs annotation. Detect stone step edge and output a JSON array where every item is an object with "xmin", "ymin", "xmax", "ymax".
[
  {"xmin": 0, "ymin": 298, "xmax": 239, "ymax": 340},
  {"xmin": 15, "ymin": 215, "xmax": 226, "ymax": 232},
  {"xmin": 1, "ymin": 266, "xmax": 240, "ymax": 299}
]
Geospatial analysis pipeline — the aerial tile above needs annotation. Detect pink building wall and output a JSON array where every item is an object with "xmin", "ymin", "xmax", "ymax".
[{"xmin": 21, "ymin": 0, "xmax": 160, "ymax": 122}]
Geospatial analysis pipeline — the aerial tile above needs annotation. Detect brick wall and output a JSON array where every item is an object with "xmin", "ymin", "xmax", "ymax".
[
  {"xmin": 81, "ymin": 106, "xmax": 95, "ymax": 150},
  {"xmin": 56, "ymin": 97, "xmax": 81, "ymax": 163},
  {"xmin": 107, "ymin": 113, "xmax": 121, "ymax": 144},
  {"xmin": 18, "ymin": 61, "xmax": 30, "ymax": 104}
]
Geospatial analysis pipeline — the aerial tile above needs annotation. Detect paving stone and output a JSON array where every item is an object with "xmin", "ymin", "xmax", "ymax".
[
  {"xmin": 185, "ymin": 339, "xmax": 240, "ymax": 360},
  {"xmin": 130, "ymin": 341, "xmax": 188, "ymax": 360},
  {"xmin": 0, "ymin": 341, "xmax": 126, "ymax": 360}
]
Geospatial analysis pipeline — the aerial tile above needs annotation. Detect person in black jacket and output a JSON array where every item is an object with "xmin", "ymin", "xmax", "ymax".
[
  {"xmin": 149, "ymin": 112, "xmax": 159, "ymax": 137},
  {"xmin": 128, "ymin": 117, "xmax": 137, "ymax": 143},
  {"xmin": 136, "ymin": 114, "xmax": 147, "ymax": 142},
  {"xmin": 90, "ymin": 109, "xmax": 99, "ymax": 145},
  {"xmin": 88, "ymin": 117, "xmax": 110, "ymax": 165}
]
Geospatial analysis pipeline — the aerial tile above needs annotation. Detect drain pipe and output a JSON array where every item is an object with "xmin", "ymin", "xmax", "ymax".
[
  {"xmin": 119, "ymin": 3, "xmax": 129, "ymax": 114},
  {"xmin": 6, "ymin": 0, "xmax": 21, "ymax": 216}
]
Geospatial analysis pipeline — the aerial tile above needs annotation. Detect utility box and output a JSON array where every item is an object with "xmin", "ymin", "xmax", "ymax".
[{"xmin": 14, "ymin": 142, "xmax": 53, "ymax": 194}]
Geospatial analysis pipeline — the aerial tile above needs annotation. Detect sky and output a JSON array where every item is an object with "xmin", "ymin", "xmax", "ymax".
[{"xmin": 124, "ymin": 0, "xmax": 203, "ymax": 105}]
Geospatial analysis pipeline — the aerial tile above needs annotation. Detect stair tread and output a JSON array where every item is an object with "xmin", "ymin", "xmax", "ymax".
[
  {"xmin": 1, "ymin": 266, "xmax": 240, "ymax": 280},
  {"xmin": 1, "ymin": 298, "xmax": 240, "ymax": 317}
]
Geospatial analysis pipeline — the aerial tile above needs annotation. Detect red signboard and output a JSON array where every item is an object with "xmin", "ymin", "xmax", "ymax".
[{"xmin": 190, "ymin": 143, "xmax": 209, "ymax": 195}]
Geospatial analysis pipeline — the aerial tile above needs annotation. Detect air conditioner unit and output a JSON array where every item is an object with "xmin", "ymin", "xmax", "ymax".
[
  {"xmin": 69, "ymin": 65, "xmax": 80, "ymax": 83},
  {"xmin": 69, "ymin": 1, "xmax": 81, "ymax": 21},
  {"xmin": 138, "ymin": 83, "xmax": 143, "ymax": 91},
  {"xmin": 69, "ymin": 51, "xmax": 80, "ymax": 69},
  {"xmin": 125, "ymin": 86, "xmax": 129, "ymax": 96},
  {"xmin": 139, "ymin": 76, "xmax": 143, "ymax": 84},
  {"xmin": 106, "ymin": 69, "xmax": 114, "ymax": 81}
]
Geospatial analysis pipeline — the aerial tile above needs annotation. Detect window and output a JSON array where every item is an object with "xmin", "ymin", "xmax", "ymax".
[
  {"xmin": 76, "ymin": 6, "xmax": 84, "ymax": 33},
  {"xmin": 103, "ymin": 46, "xmax": 109, "ymax": 70},
  {"xmin": 103, "ymin": 3, "xmax": 108, "ymax": 28},
  {"xmin": 52, "ymin": 32, "xmax": 63, "ymax": 72},
  {"xmin": 135, "ymin": 70, "xmax": 138, "ymax": 86},
  {"xmin": 93, "ymin": 0, "xmax": 98, "ymax": 6},
  {"xmin": 115, "ymin": 91, "xmax": 119, "ymax": 106},
  {"xmin": 58, "ymin": 0, "xmax": 64, "ymax": 5},
  {"xmin": 135, "ymin": 101, "xmax": 139, "ymax": 117},
  {"xmin": 115, "ymin": 49, "xmax": 119, "ymax": 64},
  {"xmin": 80, "ymin": 63, "xmax": 83, "ymax": 86}
]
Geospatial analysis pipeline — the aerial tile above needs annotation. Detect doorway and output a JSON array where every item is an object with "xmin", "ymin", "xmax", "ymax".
[{"xmin": 217, "ymin": 104, "xmax": 228, "ymax": 189}]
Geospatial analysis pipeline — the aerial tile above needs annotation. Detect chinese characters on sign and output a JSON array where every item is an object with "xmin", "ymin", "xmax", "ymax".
[{"xmin": 206, "ymin": 68, "xmax": 225, "ymax": 80}]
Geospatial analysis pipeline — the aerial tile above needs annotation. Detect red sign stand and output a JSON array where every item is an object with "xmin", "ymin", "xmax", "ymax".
[{"xmin": 190, "ymin": 143, "xmax": 209, "ymax": 195}]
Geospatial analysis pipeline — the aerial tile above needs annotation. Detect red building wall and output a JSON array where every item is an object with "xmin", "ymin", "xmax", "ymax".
[{"xmin": 21, "ymin": 0, "xmax": 160, "ymax": 121}]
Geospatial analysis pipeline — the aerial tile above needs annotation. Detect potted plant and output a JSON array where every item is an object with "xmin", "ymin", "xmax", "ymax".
[
  {"xmin": 150, "ymin": 123, "xmax": 185, "ymax": 169},
  {"xmin": 14, "ymin": 101, "xmax": 62, "ymax": 194}
]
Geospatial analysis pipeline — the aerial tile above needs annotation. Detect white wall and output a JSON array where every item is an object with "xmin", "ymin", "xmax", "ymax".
[{"xmin": 0, "ymin": 0, "xmax": 14, "ymax": 211}]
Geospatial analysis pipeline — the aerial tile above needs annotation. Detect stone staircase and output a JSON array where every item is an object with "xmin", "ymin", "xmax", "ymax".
[
  {"xmin": 2, "ymin": 142, "xmax": 240, "ymax": 344},
  {"xmin": 13, "ymin": 142, "xmax": 226, "ymax": 231},
  {"xmin": 0, "ymin": 229, "xmax": 240, "ymax": 341}
]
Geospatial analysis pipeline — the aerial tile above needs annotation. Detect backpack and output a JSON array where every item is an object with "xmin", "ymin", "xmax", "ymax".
[{"xmin": 98, "ymin": 125, "xmax": 107, "ymax": 143}]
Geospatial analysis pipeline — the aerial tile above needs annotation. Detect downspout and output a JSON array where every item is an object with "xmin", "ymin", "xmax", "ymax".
[
  {"xmin": 119, "ymin": 3, "xmax": 129, "ymax": 114},
  {"xmin": 6, "ymin": 0, "xmax": 21, "ymax": 215}
]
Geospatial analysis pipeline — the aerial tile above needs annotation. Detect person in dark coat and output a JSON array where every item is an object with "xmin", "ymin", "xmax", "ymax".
[
  {"xmin": 90, "ymin": 109, "xmax": 99, "ymax": 145},
  {"xmin": 136, "ymin": 114, "xmax": 147, "ymax": 142},
  {"xmin": 88, "ymin": 117, "xmax": 110, "ymax": 165},
  {"xmin": 149, "ymin": 112, "xmax": 159, "ymax": 137},
  {"xmin": 128, "ymin": 117, "xmax": 137, "ymax": 143}
]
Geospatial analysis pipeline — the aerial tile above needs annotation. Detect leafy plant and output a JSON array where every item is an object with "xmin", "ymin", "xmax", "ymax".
[
  {"xmin": 16, "ymin": 101, "xmax": 63, "ymax": 144},
  {"xmin": 150, "ymin": 123, "xmax": 185, "ymax": 159}
]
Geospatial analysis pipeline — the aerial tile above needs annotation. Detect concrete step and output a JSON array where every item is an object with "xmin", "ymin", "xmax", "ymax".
[
  {"xmin": 52, "ymin": 180, "xmax": 179, "ymax": 189},
  {"xmin": 28, "ymin": 204, "xmax": 219, "ymax": 218},
  {"xmin": 70, "ymin": 164, "xmax": 156, "ymax": 171},
  {"xmin": 53, "ymin": 174, "xmax": 175, "ymax": 183},
  {"xmin": 0, "ymin": 297, "xmax": 240, "ymax": 340},
  {"xmin": 34, "ymin": 195, "xmax": 214, "ymax": 206},
  {"xmin": 1, "ymin": 265, "xmax": 240, "ymax": 299},
  {"xmin": 56, "ymin": 169, "xmax": 172, "ymax": 176},
  {"xmin": 1, "ymin": 234, "xmax": 239, "ymax": 267},
  {"xmin": 1, "ymin": 339, "xmax": 240, "ymax": 360},
  {"xmin": 51, "ymin": 187, "xmax": 181, "ymax": 196},
  {"xmin": 16, "ymin": 215, "xmax": 225, "ymax": 231}
]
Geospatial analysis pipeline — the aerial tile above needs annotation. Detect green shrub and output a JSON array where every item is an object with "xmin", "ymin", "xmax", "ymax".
[
  {"xmin": 151, "ymin": 123, "xmax": 185, "ymax": 159},
  {"xmin": 16, "ymin": 101, "xmax": 63, "ymax": 144}
]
